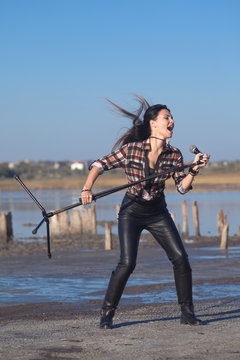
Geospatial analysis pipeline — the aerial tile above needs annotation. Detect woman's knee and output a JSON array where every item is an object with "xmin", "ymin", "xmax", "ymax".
[
  {"xmin": 116, "ymin": 259, "xmax": 136, "ymax": 275},
  {"xmin": 173, "ymin": 255, "xmax": 192, "ymax": 274}
]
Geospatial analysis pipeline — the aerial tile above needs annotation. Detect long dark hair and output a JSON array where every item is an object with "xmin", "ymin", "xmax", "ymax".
[{"xmin": 107, "ymin": 95, "xmax": 170, "ymax": 151}]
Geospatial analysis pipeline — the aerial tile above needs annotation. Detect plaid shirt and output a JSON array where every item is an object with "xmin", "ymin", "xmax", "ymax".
[{"xmin": 90, "ymin": 138, "xmax": 189, "ymax": 200}]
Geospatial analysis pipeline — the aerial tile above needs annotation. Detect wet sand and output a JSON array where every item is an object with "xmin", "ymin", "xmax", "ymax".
[{"xmin": 0, "ymin": 238, "xmax": 240, "ymax": 359}]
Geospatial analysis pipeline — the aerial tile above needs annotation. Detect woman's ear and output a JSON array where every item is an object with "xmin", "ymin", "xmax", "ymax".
[{"xmin": 149, "ymin": 119, "xmax": 156, "ymax": 129}]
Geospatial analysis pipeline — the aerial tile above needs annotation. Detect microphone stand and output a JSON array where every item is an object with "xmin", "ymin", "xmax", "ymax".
[
  {"xmin": 15, "ymin": 160, "xmax": 201, "ymax": 258},
  {"xmin": 15, "ymin": 176, "xmax": 52, "ymax": 258}
]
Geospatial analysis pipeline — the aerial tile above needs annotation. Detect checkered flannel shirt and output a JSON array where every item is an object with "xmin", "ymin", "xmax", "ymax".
[{"xmin": 90, "ymin": 138, "xmax": 190, "ymax": 200}]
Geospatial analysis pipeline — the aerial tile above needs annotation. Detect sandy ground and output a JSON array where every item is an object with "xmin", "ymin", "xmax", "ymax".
[
  {"xmin": 0, "ymin": 238, "xmax": 240, "ymax": 360},
  {"xmin": 0, "ymin": 298, "xmax": 240, "ymax": 360}
]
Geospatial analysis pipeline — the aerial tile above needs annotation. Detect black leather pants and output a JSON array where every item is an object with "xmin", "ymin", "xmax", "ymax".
[{"xmin": 102, "ymin": 193, "xmax": 193, "ymax": 310}]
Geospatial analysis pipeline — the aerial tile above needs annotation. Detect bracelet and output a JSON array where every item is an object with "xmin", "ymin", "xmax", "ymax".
[
  {"xmin": 189, "ymin": 168, "xmax": 199, "ymax": 176},
  {"xmin": 81, "ymin": 189, "xmax": 91, "ymax": 192}
]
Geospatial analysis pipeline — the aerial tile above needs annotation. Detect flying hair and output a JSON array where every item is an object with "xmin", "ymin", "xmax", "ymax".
[{"xmin": 105, "ymin": 95, "xmax": 169, "ymax": 151}]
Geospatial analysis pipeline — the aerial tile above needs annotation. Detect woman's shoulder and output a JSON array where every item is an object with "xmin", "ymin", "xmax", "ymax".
[
  {"xmin": 122, "ymin": 140, "xmax": 145, "ymax": 150},
  {"xmin": 166, "ymin": 143, "xmax": 183, "ymax": 156}
]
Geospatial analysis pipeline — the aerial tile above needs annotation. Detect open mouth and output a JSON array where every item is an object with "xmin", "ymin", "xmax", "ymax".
[{"xmin": 167, "ymin": 125, "xmax": 174, "ymax": 132}]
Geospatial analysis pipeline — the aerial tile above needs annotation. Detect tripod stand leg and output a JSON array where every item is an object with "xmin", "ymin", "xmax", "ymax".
[
  {"xmin": 46, "ymin": 219, "xmax": 52, "ymax": 259},
  {"xmin": 15, "ymin": 175, "xmax": 46, "ymax": 212},
  {"xmin": 32, "ymin": 218, "xmax": 45, "ymax": 234}
]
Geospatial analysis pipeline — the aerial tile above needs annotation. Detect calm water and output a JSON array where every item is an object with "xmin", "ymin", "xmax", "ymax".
[
  {"xmin": 1, "ymin": 276, "xmax": 240, "ymax": 305},
  {"xmin": 1, "ymin": 245, "xmax": 240, "ymax": 305},
  {"xmin": 1, "ymin": 189, "xmax": 240, "ymax": 240}
]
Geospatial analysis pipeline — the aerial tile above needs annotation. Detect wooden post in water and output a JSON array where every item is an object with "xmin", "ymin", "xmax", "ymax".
[
  {"xmin": 192, "ymin": 201, "xmax": 200, "ymax": 236},
  {"xmin": 0, "ymin": 212, "xmax": 13, "ymax": 243},
  {"xmin": 81, "ymin": 205, "xmax": 97, "ymax": 234},
  {"xmin": 181, "ymin": 200, "xmax": 189, "ymax": 237},
  {"xmin": 177, "ymin": 223, "xmax": 181, "ymax": 234},
  {"xmin": 217, "ymin": 208, "xmax": 224, "ymax": 236},
  {"xmin": 91, "ymin": 203, "xmax": 97, "ymax": 234},
  {"xmin": 116, "ymin": 204, "xmax": 121, "ymax": 217},
  {"xmin": 6, "ymin": 212, "xmax": 13, "ymax": 239},
  {"xmin": 81, "ymin": 207, "xmax": 92, "ymax": 234},
  {"xmin": 105, "ymin": 223, "xmax": 112, "ymax": 250},
  {"xmin": 0, "ymin": 212, "xmax": 7, "ymax": 242},
  {"xmin": 170, "ymin": 212, "xmax": 176, "ymax": 223},
  {"xmin": 220, "ymin": 222, "xmax": 229, "ymax": 250},
  {"xmin": 50, "ymin": 214, "xmax": 58, "ymax": 237},
  {"xmin": 50, "ymin": 213, "xmax": 61, "ymax": 238},
  {"xmin": 70, "ymin": 209, "xmax": 82, "ymax": 235},
  {"xmin": 50, "ymin": 212, "xmax": 69, "ymax": 238},
  {"xmin": 238, "ymin": 225, "xmax": 240, "ymax": 236},
  {"xmin": 58, "ymin": 212, "xmax": 69, "ymax": 235}
]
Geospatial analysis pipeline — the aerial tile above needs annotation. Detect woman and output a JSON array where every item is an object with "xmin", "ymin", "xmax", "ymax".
[{"xmin": 81, "ymin": 95, "xmax": 209, "ymax": 329}]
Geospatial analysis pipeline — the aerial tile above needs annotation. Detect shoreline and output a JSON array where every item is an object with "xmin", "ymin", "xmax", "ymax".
[
  {"xmin": 1, "ymin": 234, "xmax": 240, "ymax": 259},
  {"xmin": 1, "ymin": 171, "xmax": 240, "ymax": 192}
]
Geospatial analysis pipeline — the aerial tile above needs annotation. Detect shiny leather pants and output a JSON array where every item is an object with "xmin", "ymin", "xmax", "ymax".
[{"xmin": 102, "ymin": 194, "xmax": 193, "ymax": 310}]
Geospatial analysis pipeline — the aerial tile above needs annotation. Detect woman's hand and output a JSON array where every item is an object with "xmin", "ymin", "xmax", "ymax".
[
  {"xmin": 182, "ymin": 152, "xmax": 210, "ymax": 191},
  {"xmin": 192, "ymin": 153, "xmax": 210, "ymax": 171},
  {"xmin": 81, "ymin": 189, "xmax": 93, "ymax": 205},
  {"xmin": 80, "ymin": 166, "xmax": 100, "ymax": 205}
]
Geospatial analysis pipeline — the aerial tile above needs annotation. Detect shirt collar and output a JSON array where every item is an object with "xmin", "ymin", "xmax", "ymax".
[{"xmin": 142, "ymin": 137, "xmax": 170, "ymax": 153}]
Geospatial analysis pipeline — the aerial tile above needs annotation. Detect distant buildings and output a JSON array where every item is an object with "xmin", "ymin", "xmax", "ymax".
[
  {"xmin": 0, "ymin": 159, "xmax": 239, "ymax": 180},
  {"xmin": 0, "ymin": 160, "xmax": 92, "ymax": 179},
  {"xmin": 4, "ymin": 160, "xmax": 90, "ymax": 172},
  {"xmin": 70, "ymin": 161, "xmax": 85, "ymax": 171}
]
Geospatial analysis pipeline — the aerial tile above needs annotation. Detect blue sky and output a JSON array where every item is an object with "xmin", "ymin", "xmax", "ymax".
[{"xmin": 1, "ymin": 0, "xmax": 239, "ymax": 163}]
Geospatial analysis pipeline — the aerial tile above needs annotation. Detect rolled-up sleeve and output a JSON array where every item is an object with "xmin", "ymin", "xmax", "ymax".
[
  {"xmin": 173, "ymin": 153, "xmax": 192, "ymax": 194},
  {"xmin": 89, "ymin": 144, "xmax": 128, "ymax": 174},
  {"xmin": 89, "ymin": 161, "xmax": 104, "ymax": 174}
]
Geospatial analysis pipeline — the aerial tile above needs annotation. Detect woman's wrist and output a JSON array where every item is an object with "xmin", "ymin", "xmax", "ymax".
[
  {"xmin": 188, "ymin": 167, "xmax": 199, "ymax": 176},
  {"xmin": 81, "ymin": 188, "xmax": 91, "ymax": 192}
]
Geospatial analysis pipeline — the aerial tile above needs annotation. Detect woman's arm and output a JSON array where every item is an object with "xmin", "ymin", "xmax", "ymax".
[
  {"xmin": 81, "ymin": 145, "xmax": 128, "ymax": 205},
  {"xmin": 81, "ymin": 166, "xmax": 101, "ymax": 205},
  {"xmin": 181, "ymin": 153, "xmax": 210, "ymax": 191}
]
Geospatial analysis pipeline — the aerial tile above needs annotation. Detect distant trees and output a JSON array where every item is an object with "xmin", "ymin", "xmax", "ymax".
[
  {"xmin": 0, "ymin": 160, "xmax": 240, "ymax": 180},
  {"xmin": 0, "ymin": 160, "xmax": 90, "ymax": 180},
  {"xmin": 206, "ymin": 160, "xmax": 240, "ymax": 173},
  {"xmin": 0, "ymin": 163, "xmax": 15, "ymax": 178}
]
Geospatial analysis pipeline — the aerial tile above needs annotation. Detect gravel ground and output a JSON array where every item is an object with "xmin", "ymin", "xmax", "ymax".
[
  {"xmin": 0, "ymin": 239, "xmax": 240, "ymax": 360},
  {"xmin": 0, "ymin": 299, "xmax": 240, "ymax": 360}
]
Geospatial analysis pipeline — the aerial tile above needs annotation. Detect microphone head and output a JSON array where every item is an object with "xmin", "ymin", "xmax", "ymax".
[{"xmin": 189, "ymin": 145, "xmax": 200, "ymax": 155}]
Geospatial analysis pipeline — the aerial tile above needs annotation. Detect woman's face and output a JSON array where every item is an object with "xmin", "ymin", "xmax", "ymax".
[{"xmin": 150, "ymin": 109, "xmax": 174, "ymax": 139}]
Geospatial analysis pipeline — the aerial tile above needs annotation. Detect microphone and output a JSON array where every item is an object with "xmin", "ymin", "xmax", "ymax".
[
  {"xmin": 189, "ymin": 145, "xmax": 201, "ymax": 155},
  {"xmin": 189, "ymin": 145, "xmax": 203, "ymax": 160}
]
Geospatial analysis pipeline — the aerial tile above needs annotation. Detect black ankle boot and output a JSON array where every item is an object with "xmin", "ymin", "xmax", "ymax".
[
  {"xmin": 180, "ymin": 304, "xmax": 203, "ymax": 325},
  {"xmin": 100, "ymin": 308, "xmax": 115, "ymax": 329}
]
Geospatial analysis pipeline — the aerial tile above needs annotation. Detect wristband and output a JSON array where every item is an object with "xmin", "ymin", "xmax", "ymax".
[
  {"xmin": 81, "ymin": 189, "xmax": 91, "ymax": 192},
  {"xmin": 189, "ymin": 168, "xmax": 199, "ymax": 176}
]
